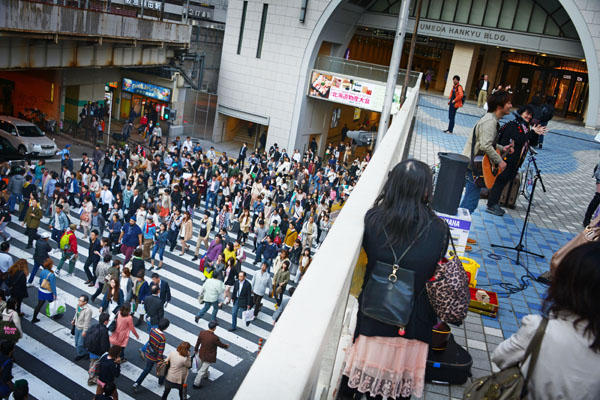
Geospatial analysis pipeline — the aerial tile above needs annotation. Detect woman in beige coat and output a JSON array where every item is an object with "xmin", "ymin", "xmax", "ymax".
[
  {"xmin": 161, "ymin": 341, "xmax": 192, "ymax": 400},
  {"xmin": 179, "ymin": 211, "xmax": 194, "ymax": 256}
]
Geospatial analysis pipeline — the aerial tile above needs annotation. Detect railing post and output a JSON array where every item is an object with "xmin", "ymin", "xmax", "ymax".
[{"xmin": 375, "ymin": 0, "xmax": 410, "ymax": 150}]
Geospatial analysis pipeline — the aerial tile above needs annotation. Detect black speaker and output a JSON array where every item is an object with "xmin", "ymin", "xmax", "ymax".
[{"xmin": 432, "ymin": 152, "xmax": 469, "ymax": 215}]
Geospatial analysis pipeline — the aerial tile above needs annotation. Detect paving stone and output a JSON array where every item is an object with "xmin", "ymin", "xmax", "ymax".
[
  {"xmin": 411, "ymin": 93, "xmax": 597, "ymax": 400},
  {"xmin": 425, "ymin": 383, "xmax": 450, "ymax": 396}
]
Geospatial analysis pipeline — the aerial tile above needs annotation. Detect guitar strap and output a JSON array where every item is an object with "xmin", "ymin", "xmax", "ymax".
[{"xmin": 469, "ymin": 125, "xmax": 478, "ymax": 172}]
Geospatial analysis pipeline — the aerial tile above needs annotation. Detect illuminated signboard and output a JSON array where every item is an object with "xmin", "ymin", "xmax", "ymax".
[
  {"xmin": 122, "ymin": 78, "xmax": 172, "ymax": 102},
  {"xmin": 307, "ymin": 71, "xmax": 404, "ymax": 113}
]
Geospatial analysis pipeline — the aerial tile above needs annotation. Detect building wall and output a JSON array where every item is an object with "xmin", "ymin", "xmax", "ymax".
[
  {"xmin": 215, "ymin": 0, "xmax": 600, "ymax": 146},
  {"xmin": 0, "ymin": 70, "xmax": 62, "ymax": 121}
]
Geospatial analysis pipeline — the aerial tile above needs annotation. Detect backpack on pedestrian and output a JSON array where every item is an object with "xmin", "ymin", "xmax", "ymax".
[{"xmin": 60, "ymin": 231, "xmax": 73, "ymax": 251}]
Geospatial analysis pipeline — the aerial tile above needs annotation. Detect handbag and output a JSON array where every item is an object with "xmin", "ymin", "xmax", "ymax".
[
  {"xmin": 0, "ymin": 313, "xmax": 20, "ymax": 342},
  {"xmin": 426, "ymin": 230, "xmax": 470, "ymax": 325},
  {"xmin": 550, "ymin": 214, "xmax": 600, "ymax": 275},
  {"xmin": 156, "ymin": 359, "xmax": 169, "ymax": 377},
  {"xmin": 463, "ymin": 317, "xmax": 548, "ymax": 400},
  {"xmin": 361, "ymin": 220, "xmax": 432, "ymax": 330},
  {"xmin": 199, "ymin": 255, "xmax": 206, "ymax": 273}
]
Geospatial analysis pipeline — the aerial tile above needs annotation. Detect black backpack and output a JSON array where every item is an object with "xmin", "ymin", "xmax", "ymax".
[{"xmin": 83, "ymin": 324, "xmax": 100, "ymax": 351}]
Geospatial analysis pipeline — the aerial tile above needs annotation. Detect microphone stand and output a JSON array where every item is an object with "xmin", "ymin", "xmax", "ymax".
[{"xmin": 491, "ymin": 146, "xmax": 546, "ymax": 265}]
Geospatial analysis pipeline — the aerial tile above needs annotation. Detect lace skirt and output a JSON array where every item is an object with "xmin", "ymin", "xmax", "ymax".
[{"xmin": 342, "ymin": 335, "xmax": 428, "ymax": 399}]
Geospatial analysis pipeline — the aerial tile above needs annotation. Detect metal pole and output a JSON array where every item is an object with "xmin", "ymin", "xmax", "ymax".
[
  {"xmin": 400, "ymin": 0, "xmax": 423, "ymax": 104},
  {"xmin": 107, "ymin": 92, "xmax": 112, "ymax": 147},
  {"xmin": 375, "ymin": 0, "xmax": 410, "ymax": 150}
]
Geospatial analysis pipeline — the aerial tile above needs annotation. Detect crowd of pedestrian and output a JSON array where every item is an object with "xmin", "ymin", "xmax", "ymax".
[{"xmin": 0, "ymin": 130, "xmax": 369, "ymax": 398}]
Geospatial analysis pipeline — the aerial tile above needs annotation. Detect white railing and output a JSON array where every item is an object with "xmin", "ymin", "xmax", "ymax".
[{"xmin": 235, "ymin": 73, "xmax": 423, "ymax": 400}]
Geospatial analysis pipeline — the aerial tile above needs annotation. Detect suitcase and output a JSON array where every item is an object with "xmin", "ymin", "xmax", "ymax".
[
  {"xmin": 499, "ymin": 171, "xmax": 521, "ymax": 208},
  {"xmin": 425, "ymin": 334, "xmax": 472, "ymax": 385}
]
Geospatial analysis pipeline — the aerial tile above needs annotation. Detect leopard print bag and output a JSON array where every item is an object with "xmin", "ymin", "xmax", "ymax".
[{"xmin": 426, "ymin": 228, "xmax": 470, "ymax": 325}]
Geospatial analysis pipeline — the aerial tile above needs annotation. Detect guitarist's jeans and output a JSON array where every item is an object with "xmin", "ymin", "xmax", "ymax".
[
  {"xmin": 487, "ymin": 164, "xmax": 518, "ymax": 208},
  {"xmin": 459, "ymin": 170, "xmax": 482, "ymax": 214}
]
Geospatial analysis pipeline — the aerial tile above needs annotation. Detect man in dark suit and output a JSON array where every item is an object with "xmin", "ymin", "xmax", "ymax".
[
  {"xmin": 150, "ymin": 273, "xmax": 171, "ymax": 307},
  {"xmin": 128, "ymin": 188, "xmax": 143, "ymax": 220},
  {"xmin": 229, "ymin": 271, "xmax": 252, "ymax": 331},
  {"xmin": 143, "ymin": 285, "xmax": 164, "ymax": 332},
  {"xmin": 237, "ymin": 143, "xmax": 247, "ymax": 168},
  {"xmin": 109, "ymin": 170, "xmax": 121, "ymax": 195}
]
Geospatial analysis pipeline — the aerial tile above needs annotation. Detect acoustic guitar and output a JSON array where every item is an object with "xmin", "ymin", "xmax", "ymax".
[{"xmin": 473, "ymin": 140, "xmax": 513, "ymax": 189}]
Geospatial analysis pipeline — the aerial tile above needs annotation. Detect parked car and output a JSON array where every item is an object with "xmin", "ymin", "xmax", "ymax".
[{"xmin": 0, "ymin": 116, "xmax": 58, "ymax": 156}]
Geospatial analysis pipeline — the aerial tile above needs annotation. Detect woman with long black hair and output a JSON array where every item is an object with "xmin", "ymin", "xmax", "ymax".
[{"xmin": 341, "ymin": 159, "xmax": 448, "ymax": 400}]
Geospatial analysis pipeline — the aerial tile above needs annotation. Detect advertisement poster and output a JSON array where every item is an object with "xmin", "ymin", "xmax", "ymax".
[
  {"xmin": 308, "ymin": 71, "xmax": 403, "ymax": 113},
  {"xmin": 122, "ymin": 78, "xmax": 172, "ymax": 102}
]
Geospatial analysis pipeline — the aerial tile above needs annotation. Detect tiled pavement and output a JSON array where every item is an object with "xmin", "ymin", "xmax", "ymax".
[{"xmin": 411, "ymin": 93, "xmax": 600, "ymax": 399}]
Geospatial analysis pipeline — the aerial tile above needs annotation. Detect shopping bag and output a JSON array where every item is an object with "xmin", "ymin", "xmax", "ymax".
[
  {"xmin": 242, "ymin": 309, "xmax": 255, "ymax": 323},
  {"xmin": 191, "ymin": 353, "xmax": 200, "ymax": 374},
  {"xmin": 199, "ymin": 256, "xmax": 206, "ymax": 273},
  {"xmin": 46, "ymin": 297, "xmax": 66, "ymax": 317}
]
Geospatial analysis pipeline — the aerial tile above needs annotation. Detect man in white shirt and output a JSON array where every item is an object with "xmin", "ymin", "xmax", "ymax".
[
  {"xmin": 477, "ymin": 74, "xmax": 489, "ymax": 108},
  {"xmin": 0, "ymin": 242, "xmax": 13, "ymax": 287},
  {"xmin": 182, "ymin": 136, "xmax": 194, "ymax": 153},
  {"xmin": 206, "ymin": 147, "xmax": 217, "ymax": 163},
  {"xmin": 100, "ymin": 183, "xmax": 114, "ymax": 218}
]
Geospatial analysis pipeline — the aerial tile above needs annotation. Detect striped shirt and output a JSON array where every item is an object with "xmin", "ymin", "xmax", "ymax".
[{"xmin": 146, "ymin": 328, "xmax": 166, "ymax": 362}]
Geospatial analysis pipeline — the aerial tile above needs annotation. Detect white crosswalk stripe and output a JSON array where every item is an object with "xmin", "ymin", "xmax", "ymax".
[{"xmin": 3, "ymin": 196, "xmax": 319, "ymax": 399}]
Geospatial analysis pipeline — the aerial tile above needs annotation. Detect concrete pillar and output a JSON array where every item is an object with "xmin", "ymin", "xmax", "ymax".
[
  {"xmin": 444, "ymin": 43, "xmax": 477, "ymax": 97},
  {"xmin": 435, "ymin": 49, "xmax": 452, "ymax": 92},
  {"xmin": 464, "ymin": 47, "xmax": 480, "ymax": 97},
  {"xmin": 480, "ymin": 46, "xmax": 502, "ymax": 88}
]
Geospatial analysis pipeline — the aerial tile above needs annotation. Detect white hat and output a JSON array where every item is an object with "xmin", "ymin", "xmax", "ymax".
[{"xmin": 40, "ymin": 232, "xmax": 51, "ymax": 239}]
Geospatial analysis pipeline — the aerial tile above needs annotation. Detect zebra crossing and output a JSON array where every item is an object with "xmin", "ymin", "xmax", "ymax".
[{"xmin": 6, "ymin": 201, "xmax": 307, "ymax": 400}]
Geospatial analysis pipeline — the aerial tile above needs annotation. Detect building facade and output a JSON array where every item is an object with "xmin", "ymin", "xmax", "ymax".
[{"xmin": 214, "ymin": 0, "xmax": 600, "ymax": 153}]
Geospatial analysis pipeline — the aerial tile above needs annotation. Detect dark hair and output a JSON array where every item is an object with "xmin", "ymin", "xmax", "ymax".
[
  {"xmin": 367, "ymin": 159, "xmax": 436, "ymax": 245},
  {"xmin": 208, "ymin": 320, "xmax": 218, "ymax": 330},
  {"xmin": 120, "ymin": 304, "xmax": 131, "ymax": 317},
  {"xmin": 103, "ymin": 254, "xmax": 112, "ymax": 263},
  {"xmin": 6, "ymin": 298, "xmax": 17, "ymax": 311},
  {"xmin": 151, "ymin": 273, "xmax": 159, "ymax": 279},
  {"xmin": 486, "ymin": 90, "xmax": 511, "ymax": 112},
  {"xmin": 108, "ymin": 345, "xmax": 121, "ymax": 359},
  {"xmin": 452, "ymin": 75, "xmax": 460, "ymax": 81},
  {"xmin": 0, "ymin": 242, "xmax": 8, "ymax": 252},
  {"xmin": 517, "ymin": 104, "xmax": 534, "ymax": 116},
  {"xmin": 133, "ymin": 248, "xmax": 143, "ymax": 257},
  {"xmin": 12, "ymin": 381, "xmax": 28, "ymax": 400},
  {"xmin": 158, "ymin": 318, "xmax": 170, "ymax": 330},
  {"xmin": 543, "ymin": 242, "xmax": 600, "ymax": 352},
  {"xmin": 80, "ymin": 294, "xmax": 89, "ymax": 303},
  {"xmin": 99, "ymin": 312, "xmax": 110, "ymax": 325},
  {"xmin": 151, "ymin": 285, "xmax": 160, "ymax": 295}
]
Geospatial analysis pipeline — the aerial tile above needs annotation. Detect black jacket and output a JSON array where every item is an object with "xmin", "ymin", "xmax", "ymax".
[
  {"xmin": 89, "ymin": 238, "xmax": 102, "ymax": 262},
  {"xmin": 34, "ymin": 239, "xmax": 52, "ymax": 264},
  {"xmin": 143, "ymin": 295, "xmax": 164, "ymax": 326},
  {"xmin": 232, "ymin": 280, "xmax": 253, "ymax": 308},
  {"xmin": 97, "ymin": 355, "xmax": 120, "ymax": 384},
  {"xmin": 151, "ymin": 280, "xmax": 171, "ymax": 304},
  {"xmin": 356, "ymin": 210, "xmax": 448, "ymax": 345},
  {"xmin": 84, "ymin": 323, "xmax": 110, "ymax": 356}
]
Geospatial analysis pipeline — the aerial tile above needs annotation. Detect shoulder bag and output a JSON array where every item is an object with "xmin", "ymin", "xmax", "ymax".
[
  {"xmin": 361, "ymin": 219, "xmax": 432, "ymax": 331},
  {"xmin": 0, "ymin": 312, "xmax": 19, "ymax": 342},
  {"xmin": 550, "ymin": 214, "xmax": 600, "ymax": 275},
  {"xmin": 426, "ymin": 228, "xmax": 470, "ymax": 325},
  {"xmin": 463, "ymin": 317, "xmax": 548, "ymax": 400},
  {"xmin": 41, "ymin": 273, "xmax": 53, "ymax": 291},
  {"xmin": 469, "ymin": 126, "xmax": 486, "ymax": 189},
  {"xmin": 156, "ymin": 358, "xmax": 170, "ymax": 377}
]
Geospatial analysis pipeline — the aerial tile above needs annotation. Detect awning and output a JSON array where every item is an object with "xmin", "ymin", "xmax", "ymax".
[{"xmin": 217, "ymin": 104, "xmax": 270, "ymax": 126}]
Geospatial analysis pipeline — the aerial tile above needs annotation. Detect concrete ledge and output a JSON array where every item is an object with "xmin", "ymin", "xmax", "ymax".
[{"xmin": 0, "ymin": 0, "xmax": 191, "ymax": 45}]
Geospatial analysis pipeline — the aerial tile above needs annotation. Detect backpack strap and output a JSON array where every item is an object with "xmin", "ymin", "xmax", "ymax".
[{"xmin": 383, "ymin": 218, "xmax": 433, "ymax": 265}]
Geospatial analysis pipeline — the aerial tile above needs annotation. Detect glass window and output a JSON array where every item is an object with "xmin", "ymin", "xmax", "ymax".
[
  {"xmin": 389, "ymin": 0, "xmax": 401, "ymax": 14},
  {"xmin": 483, "ymin": 1, "xmax": 500, "ymax": 27},
  {"xmin": 512, "ymin": 0, "xmax": 533, "ymax": 32},
  {"xmin": 16, "ymin": 125, "xmax": 44, "ymax": 137},
  {"xmin": 454, "ymin": 0, "xmax": 472, "ymax": 24},
  {"xmin": 369, "ymin": 0, "xmax": 389, "ymax": 13},
  {"xmin": 441, "ymin": 0, "xmax": 458, "ymax": 22},
  {"xmin": 237, "ymin": 1, "xmax": 248, "ymax": 55},
  {"xmin": 544, "ymin": 17, "xmax": 560, "ymax": 36},
  {"xmin": 497, "ymin": 0, "xmax": 518, "ymax": 30},
  {"xmin": 528, "ymin": 5, "xmax": 546, "ymax": 34},
  {"xmin": 427, "ymin": 0, "xmax": 442, "ymax": 20},
  {"xmin": 553, "ymin": 8, "xmax": 570, "ymax": 27},
  {"xmin": 421, "ymin": 0, "xmax": 430, "ymax": 18},
  {"xmin": 256, "ymin": 3, "xmax": 269, "ymax": 58},
  {"xmin": 562, "ymin": 21, "xmax": 579, "ymax": 40},
  {"xmin": 468, "ymin": 0, "xmax": 486, "ymax": 25}
]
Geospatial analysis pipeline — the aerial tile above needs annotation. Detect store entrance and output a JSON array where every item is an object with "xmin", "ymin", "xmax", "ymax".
[{"xmin": 498, "ymin": 53, "xmax": 588, "ymax": 121}]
